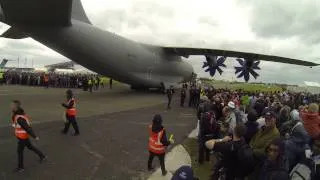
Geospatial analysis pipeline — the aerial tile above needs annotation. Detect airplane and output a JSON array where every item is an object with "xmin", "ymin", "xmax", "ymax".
[
  {"xmin": 0, "ymin": 58, "xmax": 9, "ymax": 69},
  {"xmin": 0, "ymin": 0, "xmax": 318, "ymax": 91}
]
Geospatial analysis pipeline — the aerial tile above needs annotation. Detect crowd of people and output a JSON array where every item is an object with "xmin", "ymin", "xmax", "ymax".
[
  {"xmin": 3, "ymin": 70, "xmax": 320, "ymax": 179},
  {"xmin": 0, "ymin": 70, "xmax": 112, "ymax": 91},
  {"xmin": 189, "ymin": 85, "xmax": 320, "ymax": 179}
]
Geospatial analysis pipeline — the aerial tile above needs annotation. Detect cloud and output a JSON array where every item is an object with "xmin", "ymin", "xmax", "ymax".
[
  {"xmin": 0, "ymin": 0, "xmax": 319, "ymax": 86},
  {"xmin": 244, "ymin": 0, "xmax": 320, "ymax": 45}
]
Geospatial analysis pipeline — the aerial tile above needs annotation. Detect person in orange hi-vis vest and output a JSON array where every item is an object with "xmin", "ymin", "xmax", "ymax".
[
  {"xmin": 61, "ymin": 89, "xmax": 80, "ymax": 136},
  {"xmin": 44, "ymin": 74, "xmax": 49, "ymax": 88},
  {"xmin": 147, "ymin": 114, "xmax": 174, "ymax": 176},
  {"xmin": 11, "ymin": 100, "xmax": 47, "ymax": 173}
]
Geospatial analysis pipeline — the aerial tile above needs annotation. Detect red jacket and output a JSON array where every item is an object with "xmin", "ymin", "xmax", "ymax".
[{"xmin": 301, "ymin": 112, "xmax": 320, "ymax": 140}]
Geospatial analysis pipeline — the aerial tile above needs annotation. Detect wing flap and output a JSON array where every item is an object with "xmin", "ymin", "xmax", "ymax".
[{"xmin": 163, "ymin": 47, "xmax": 319, "ymax": 67}]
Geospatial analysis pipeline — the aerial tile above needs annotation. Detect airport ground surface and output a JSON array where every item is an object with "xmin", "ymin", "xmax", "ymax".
[{"xmin": 0, "ymin": 84, "xmax": 197, "ymax": 180}]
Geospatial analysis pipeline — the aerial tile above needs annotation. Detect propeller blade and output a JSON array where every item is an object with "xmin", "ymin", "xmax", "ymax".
[
  {"xmin": 217, "ymin": 67, "xmax": 223, "ymax": 75},
  {"xmin": 221, "ymin": 63, "xmax": 227, "ymax": 68},
  {"xmin": 235, "ymin": 67, "xmax": 243, "ymax": 74},
  {"xmin": 205, "ymin": 68, "xmax": 210, "ymax": 72},
  {"xmin": 236, "ymin": 58, "xmax": 244, "ymax": 66},
  {"xmin": 217, "ymin": 56, "xmax": 226, "ymax": 65},
  {"xmin": 244, "ymin": 72, "xmax": 250, "ymax": 82},
  {"xmin": 237, "ymin": 71, "xmax": 244, "ymax": 78},
  {"xmin": 252, "ymin": 61, "xmax": 261, "ymax": 70},
  {"xmin": 249, "ymin": 69, "xmax": 259, "ymax": 79},
  {"xmin": 202, "ymin": 62, "xmax": 208, "ymax": 68}
]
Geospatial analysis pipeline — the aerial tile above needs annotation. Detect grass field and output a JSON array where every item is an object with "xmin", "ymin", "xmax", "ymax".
[
  {"xmin": 182, "ymin": 138, "xmax": 214, "ymax": 180},
  {"xmin": 201, "ymin": 80, "xmax": 283, "ymax": 93}
]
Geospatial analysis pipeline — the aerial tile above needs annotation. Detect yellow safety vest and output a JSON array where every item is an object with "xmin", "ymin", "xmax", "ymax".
[
  {"xmin": 200, "ymin": 89, "xmax": 206, "ymax": 97},
  {"xmin": 88, "ymin": 80, "xmax": 92, "ymax": 85},
  {"xmin": 0, "ymin": 73, "xmax": 3, "ymax": 79}
]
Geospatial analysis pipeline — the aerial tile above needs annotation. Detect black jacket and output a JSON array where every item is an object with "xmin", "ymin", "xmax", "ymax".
[
  {"xmin": 244, "ymin": 121, "xmax": 259, "ymax": 143},
  {"xmin": 62, "ymin": 97, "xmax": 74, "ymax": 109}
]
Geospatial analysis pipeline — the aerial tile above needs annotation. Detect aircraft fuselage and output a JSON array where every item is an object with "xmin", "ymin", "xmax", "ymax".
[{"xmin": 21, "ymin": 20, "xmax": 194, "ymax": 88}]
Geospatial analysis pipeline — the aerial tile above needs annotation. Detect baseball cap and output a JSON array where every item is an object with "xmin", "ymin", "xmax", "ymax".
[
  {"xmin": 228, "ymin": 101, "xmax": 235, "ymax": 109},
  {"xmin": 172, "ymin": 166, "xmax": 194, "ymax": 180},
  {"xmin": 264, "ymin": 110, "xmax": 276, "ymax": 118}
]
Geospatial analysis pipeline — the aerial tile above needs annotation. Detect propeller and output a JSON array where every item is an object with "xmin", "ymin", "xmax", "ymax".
[
  {"xmin": 234, "ymin": 58, "xmax": 261, "ymax": 82},
  {"xmin": 202, "ymin": 55, "xmax": 227, "ymax": 77}
]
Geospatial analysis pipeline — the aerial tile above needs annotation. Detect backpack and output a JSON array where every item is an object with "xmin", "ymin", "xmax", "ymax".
[
  {"xmin": 289, "ymin": 157, "xmax": 316, "ymax": 180},
  {"xmin": 234, "ymin": 110, "xmax": 243, "ymax": 124},
  {"xmin": 232, "ymin": 142, "xmax": 255, "ymax": 177}
]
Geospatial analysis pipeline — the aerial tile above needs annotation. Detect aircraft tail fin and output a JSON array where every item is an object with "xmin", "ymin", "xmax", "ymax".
[
  {"xmin": 0, "ymin": 59, "xmax": 8, "ymax": 68},
  {"xmin": 72, "ymin": 0, "xmax": 92, "ymax": 24}
]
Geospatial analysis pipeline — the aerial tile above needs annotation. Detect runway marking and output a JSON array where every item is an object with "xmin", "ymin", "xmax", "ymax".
[
  {"xmin": 81, "ymin": 143, "xmax": 104, "ymax": 159},
  {"xmin": 81, "ymin": 143, "xmax": 104, "ymax": 179}
]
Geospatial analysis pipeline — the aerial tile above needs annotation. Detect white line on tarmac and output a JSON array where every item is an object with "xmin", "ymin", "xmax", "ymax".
[{"xmin": 81, "ymin": 143, "xmax": 104, "ymax": 179}]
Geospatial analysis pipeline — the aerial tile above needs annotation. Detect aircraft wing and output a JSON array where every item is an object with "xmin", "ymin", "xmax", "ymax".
[{"xmin": 162, "ymin": 47, "xmax": 320, "ymax": 67}]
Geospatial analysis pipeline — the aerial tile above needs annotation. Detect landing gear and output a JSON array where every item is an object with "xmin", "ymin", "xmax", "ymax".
[{"xmin": 159, "ymin": 82, "xmax": 167, "ymax": 94}]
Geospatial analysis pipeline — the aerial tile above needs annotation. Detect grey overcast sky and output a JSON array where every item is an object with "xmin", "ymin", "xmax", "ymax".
[{"xmin": 0, "ymin": 0, "xmax": 319, "ymax": 85}]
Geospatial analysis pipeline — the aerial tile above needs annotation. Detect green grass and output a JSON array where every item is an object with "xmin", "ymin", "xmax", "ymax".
[
  {"xmin": 182, "ymin": 138, "xmax": 213, "ymax": 180},
  {"xmin": 201, "ymin": 80, "xmax": 282, "ymax": 93}
]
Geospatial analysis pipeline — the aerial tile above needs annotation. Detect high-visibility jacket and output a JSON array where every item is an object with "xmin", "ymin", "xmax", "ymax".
[
  {"xmin": 88, "ymin": 80, "xmax": 92, "ymax": 85},
  {"xmin": 0, "ymin": 72, "xmax": 3, "ymax": 79},
  {"xmin": 66, "ymin": 98, "xmax": 77, "ymax": 116},
  {"xmin": 200, "ymin": 89, "xmax": 206, "ymax": 97},
  {"xmin": 148, "ymin": 125, "xmax": 165, "ymax": 154},
  {"xmin": 12, "ymin": 115, "xmax": 30, "ymax": 139},
  {"xmin": 44, "ymin": 75, "xmax": 49, "ymax": 82}
]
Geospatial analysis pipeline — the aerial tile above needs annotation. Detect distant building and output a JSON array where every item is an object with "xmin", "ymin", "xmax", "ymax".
[
  {"xmin": 287, "ymin": 81, "xmax": 320, "ymax": 94},
  {"xmin": 45, "ymin": 61, "xmax": 96, "ymax": 74},
  {"xmin": 45, "ymin": 61, "xmax": 76, "ymax": 71}
]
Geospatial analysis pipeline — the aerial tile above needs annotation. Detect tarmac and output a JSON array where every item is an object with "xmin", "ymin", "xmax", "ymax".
[{"xmin": 0, "ymin": 84, "xmax": 197, "ymax": 180}]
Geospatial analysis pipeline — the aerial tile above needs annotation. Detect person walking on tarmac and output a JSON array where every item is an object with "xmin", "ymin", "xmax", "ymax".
[
  {"xmin": 166, "ymin": 86, "xmax": 175, "ymax": 110},
  {"xmin": 61, "ymin": 89, "xmax": 80, "ymax": 136},
  {"xmin": 88, "ymin": 78, "xmax": 93, "ymax": 93},
  {"xmin": 148, "ymin": 114, "xmax": 174, "ymax": 176},
  {"xmin": 109, "ymin": 78, "xmax": 113, "ymax": 89},
  {"xmin": 11, "ymin": 100, "xmax": 47, "ymax": 172},
  {"xmin": 180, "ymin": 87, "xmax": 186, "ymax": 107}
]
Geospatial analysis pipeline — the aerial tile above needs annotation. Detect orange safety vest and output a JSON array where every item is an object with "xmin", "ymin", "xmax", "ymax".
[
  {"xmin": 12, "ymin": 115, "xmax": 30, "ymax": 139},
  {"xmin": 66, "ymin": 98, "xmax": 77, "ymax": 116},
  {"xmin": 44, "ymin": 76, "xmax": 49, "ymax": 82},
  {"xmin": 148, "ymin": 125, "xmax": 165, "ymax": 154}
]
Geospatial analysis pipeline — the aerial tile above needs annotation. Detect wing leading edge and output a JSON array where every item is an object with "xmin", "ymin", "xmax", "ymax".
[{"xmin": 162, "ymin": 47, "xmax": 319, "ymax": 67}]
